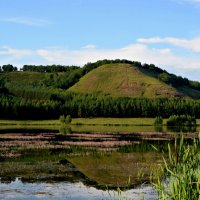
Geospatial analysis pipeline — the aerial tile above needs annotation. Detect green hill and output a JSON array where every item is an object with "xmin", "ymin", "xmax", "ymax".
[
  {"xmin": 1, "ymin": 61, "xmax": 200, "ymax": 99},
  {"xmin": 69, "ymin": 63, "xmax": 200, "ymax": 99},
  {"xmin": 1, "ymin": 60, "xmax": 200, "ymax": 119}
]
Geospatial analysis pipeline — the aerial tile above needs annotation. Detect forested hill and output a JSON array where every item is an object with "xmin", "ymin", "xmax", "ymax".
[
  {"xmin": 0, "ymin": 60, "xmax": 200, "ymax": 119},
  {"xmin": 0, "ymin": 59, "xmax": 200, "ymax": 99}
]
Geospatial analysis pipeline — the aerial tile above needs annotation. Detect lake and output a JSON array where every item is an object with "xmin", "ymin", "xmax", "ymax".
[{"xmin": 0, "ymin": 125, "xmax": 198, "ymax": 199}]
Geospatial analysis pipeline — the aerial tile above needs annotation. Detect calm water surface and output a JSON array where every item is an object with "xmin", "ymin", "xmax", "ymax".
[
  {"xmin": 0, "ymin": 178, "xmax": 157, "ymax": 200},
  {"xmin": 0, "ymin": 125, "xmax": 197, "ymax": 199}
]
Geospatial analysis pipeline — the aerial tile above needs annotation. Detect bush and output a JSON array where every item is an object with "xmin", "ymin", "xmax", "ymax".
[
  {"xmin": 167, "ymin": 115, "xmax": 196, "ymax": 126},
  {"xmin": 59, "ymin": 115, "xmax": 65, "ymax": 123},
  {"xmin": 59, "ymin": 115, "xmax": 72, "ymax": 124},
  {"xmin": 65, "ymin": 115, "xmax": 72, "ymax": 124}
]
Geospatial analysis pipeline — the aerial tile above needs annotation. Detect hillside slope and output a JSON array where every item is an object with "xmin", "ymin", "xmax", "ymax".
[{"xmin": 69, "ymin": 63, "xmax": 200, "ymax": 98}]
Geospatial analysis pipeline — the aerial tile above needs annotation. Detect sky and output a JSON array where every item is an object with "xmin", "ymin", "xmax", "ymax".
[{"xmin": 0, "ymin": 0, "xmax": 200, "ymax": 81}]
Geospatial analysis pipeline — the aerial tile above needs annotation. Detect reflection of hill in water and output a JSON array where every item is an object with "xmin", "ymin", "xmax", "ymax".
[
  {"xmin": 0, "ymin": 152, "xmax": 162, "ymax": 190},
  {"xmin": 20, "ymin": 159, "xmax": 100, "ymax": 188},
  {"xmin": 0, "ymin": 160, "xmax": 98, "ymax": 188},
  {"xmin": 68, "ymin": 152, "xmax": 162, "ymax": 189}
]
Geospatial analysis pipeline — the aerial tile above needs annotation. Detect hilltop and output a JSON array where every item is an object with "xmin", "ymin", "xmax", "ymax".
[{"xmin": 69, "ymin": 63, "xmax": 200, "ymax": 99}]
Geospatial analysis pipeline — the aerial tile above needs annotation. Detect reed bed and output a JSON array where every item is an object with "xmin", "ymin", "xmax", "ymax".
[{"xmin": 154, "ymin": 135, "xmax": 200, "ymax": 200}]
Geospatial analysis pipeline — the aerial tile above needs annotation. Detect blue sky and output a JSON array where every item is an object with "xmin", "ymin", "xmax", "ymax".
[{"xmin": 0, "ymin": 0, "xmax": 200, "ymax": 81}]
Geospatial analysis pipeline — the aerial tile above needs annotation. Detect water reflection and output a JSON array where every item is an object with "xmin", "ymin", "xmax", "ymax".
[
  {"xmin": 0, "ymin": 124, "xmax": 198, "ymax": 134},
  {"xmin": 0, "ymin": 178, "xmax": 157, "ymax": 200}
]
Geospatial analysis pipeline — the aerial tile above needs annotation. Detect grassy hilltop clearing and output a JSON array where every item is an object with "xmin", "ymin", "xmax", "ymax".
[
  {"xmin": 69, "ymin": 63, "xmax": 200, "ymax": 98},
  {"xmin": 0, "ymin": 60, "xmax": 200, "ymax": 119}
]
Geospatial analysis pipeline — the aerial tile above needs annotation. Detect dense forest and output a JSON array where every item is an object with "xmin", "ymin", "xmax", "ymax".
[
  {"xmin": 0, "ymin": 59, "xmax": 200, "ymax": 119},
  {"xmin": 1, "ymin": 91, "xmax": 200, "ymax": 120}
]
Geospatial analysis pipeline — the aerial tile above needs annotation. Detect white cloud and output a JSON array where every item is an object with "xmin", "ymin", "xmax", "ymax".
[
  {"xmin": 0, "ymin": 46, "xmax": 32, "ymax": 57},
  {"xmin": 138, "ymin": 37, "xmax": 200, "ymax": 52},
  {"xmin": 0, "ymin": 17, "xmax": 51, "ymax": 27},
  {"xmin": 35, "ymin": 44, "xmax": 200, "ymax": 70},
  {"xmin": 0, "ymin": 42, "xmax": 200, "ymax": 81},
  {"xmin": 35, "ymin": 44, "xmax": 200, "ymax": 81}
]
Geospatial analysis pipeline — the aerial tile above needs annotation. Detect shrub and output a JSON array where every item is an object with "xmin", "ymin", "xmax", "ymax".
[
  {"xmin": 167, "ymin": 115, "xmax": 196, "ymax": 126},
  {"xmin": 59, "ymin": 115, "xmax": 72, "ymax": 124},
  {"xmin": 59, "ymin": 115, "xmax": 65, "ymax": 123},
  {"xmin": 65, "ymin": 115, "xmax": 72, "ymax": 124}
]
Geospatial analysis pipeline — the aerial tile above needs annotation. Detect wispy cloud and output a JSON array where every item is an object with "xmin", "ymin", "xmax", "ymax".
[
  {"xmin": 82, "ymin": 44, "xmax": 96, "ymax": 49},
  {"xmin": 0, "ymin": 17, "xmax": 51, "ymax": 27},
  {"xmin": 0, "ymin": 46, "xmax": 32, "ymax": 57},
  {"xmin": 188, "ymin": 0, "xmax": 200, "ymax": 4},
  {"xmin": 175, "ymin": 0, "xmax": 200, "ymax": 5},
  {"xmin": 137, "ymin": 37, "xmax": 200, "ymax": 52}
]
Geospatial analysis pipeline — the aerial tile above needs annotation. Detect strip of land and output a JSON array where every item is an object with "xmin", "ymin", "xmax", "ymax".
[{"xmin": 0, "ymin": 118, "xmax": 200, "ymax": 126}]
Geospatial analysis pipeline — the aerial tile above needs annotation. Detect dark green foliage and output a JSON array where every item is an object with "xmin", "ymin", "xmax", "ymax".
[
  {"xmin": 65, "ymin": 115, "xmax": 72, "ymax": 124},
  {"xmin": 59, "ymin": 115, "xmax": 72, "ymax": 124},
  {"xmin": 158, "ymin": 73, "xmax": 172, "ymax": 84},
  {"xmin": 82, "ymin": 59, "xmax": 133, "ymax": 75},
  {"xmin": 59, "ymin": 115, "xmax": 65, "ymax": 123},
  {"xmin": 1, "ymin": 64, "xmax": 17, "ymax": 72},
  {"xmin": 1, "ymin": 91, "xmax": 200, "ymax": 120},
  {"xmin": 189, "ymin": 80, "xmax": 200, "ymax": 90},
  {"xmin": 0, "ymin": 77, "xmax": 8, "ymax": 94},
  {"xmin": 21, "ymin": 65, "xmax": 79, "ymax": 72},
  {"xmin": 167, "ymin": 115, "xmax": 196, "ymax": 126},
  {"xmin": 0, "ymin": 77, "xmax": 5, "ymax": 88},
  {"xmin": 59, "ymin": 115, "xmax": 72, "ymax": 134},
  {"xmin": 118, "ymin": 140, "xmax": 169, "ymax": 153},
  {"xmin": 59, "ymin": 125, "xmax": 72, "ymax": 134}
]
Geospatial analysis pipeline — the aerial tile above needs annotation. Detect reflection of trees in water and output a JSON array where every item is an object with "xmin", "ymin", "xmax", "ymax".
[
  {"xmin": 167, "ymin": 126, "xmax": 197, "ymax": 132},
  {"xmin": 154, "ymin": 126, "xmax": 163, "ymax": 132},
  {"xmin": 59, "ymin": 125, "xmax": 72, "ymax": 134}
]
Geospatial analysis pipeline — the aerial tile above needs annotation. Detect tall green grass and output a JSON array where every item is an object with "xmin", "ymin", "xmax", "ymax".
[{"xmin": 154, "ymin": 135, "xmax": 200, "ymax": 199}]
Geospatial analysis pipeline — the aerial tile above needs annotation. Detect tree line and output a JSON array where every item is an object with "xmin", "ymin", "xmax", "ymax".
[
  {"xmin": 1, "ymin": 92, "xmax": 200, "ymax": 119},
  {"xmin": 1, "ymin": 59, "xmax": 200, "ymax": 90}
]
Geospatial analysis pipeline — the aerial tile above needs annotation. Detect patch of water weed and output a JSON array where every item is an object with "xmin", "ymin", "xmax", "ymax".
[{"xmin": 118, "ymin": 140, "xmax": 169, "ymax": 153}]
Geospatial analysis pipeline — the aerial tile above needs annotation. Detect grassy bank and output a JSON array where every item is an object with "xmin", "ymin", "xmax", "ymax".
[
  {"xmin": 0, "ymin": 118, "xmax": 200, "ymax": 126},
  {"xmin": 0, "ymin": 118, "xmax": 155, "ymax": 126}
]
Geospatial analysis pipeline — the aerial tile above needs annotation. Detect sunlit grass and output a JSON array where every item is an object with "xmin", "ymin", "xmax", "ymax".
[{"xmin": 0, "ymin": 118, "xmax": 199, "ymax": 126}]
